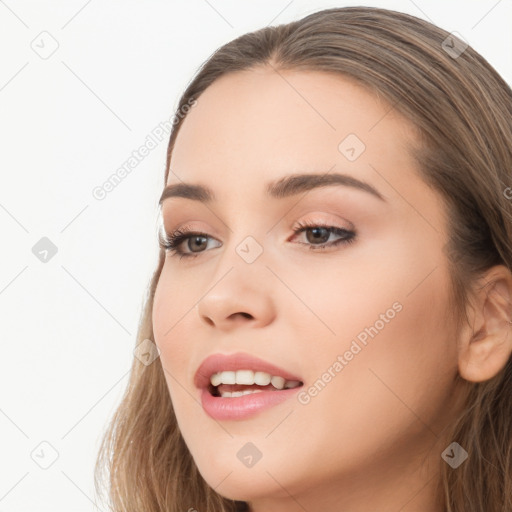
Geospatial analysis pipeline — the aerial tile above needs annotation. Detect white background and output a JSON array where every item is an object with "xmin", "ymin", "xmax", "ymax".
[{"xmin": 0, "ymin": 1, "xmax": 510, "ymax": 510}]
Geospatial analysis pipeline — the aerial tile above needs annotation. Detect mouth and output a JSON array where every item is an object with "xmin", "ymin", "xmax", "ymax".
[
  {"xmin": 195, "ymin": 352, "xmax": 304, "ymax": 420},
  {"xmin": 208, "ymin": 369, "xmax": 303, "ymax": 398},
  {"xmin": 195, "ymin": 352, "xmax": 304, "ymax": 393},
  {"xmin": 194, "ymin": 352, "xmax": 304, "ymax": 421}
]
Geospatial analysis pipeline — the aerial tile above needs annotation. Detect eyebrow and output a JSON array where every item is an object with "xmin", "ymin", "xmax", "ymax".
[{"xmin": 159, "ymin": 172, "xmax": 385, "ymax": 205}]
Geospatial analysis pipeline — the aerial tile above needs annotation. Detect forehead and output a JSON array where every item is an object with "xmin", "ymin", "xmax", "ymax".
[{"xmin": 168, "ymin": 67, "xmax": 420, "ymax": 194}]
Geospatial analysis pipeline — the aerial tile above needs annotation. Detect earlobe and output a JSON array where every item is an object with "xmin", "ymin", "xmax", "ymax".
[{"xmin": 457, "ymin": 265, "xmax": 512, "ymax": 383}]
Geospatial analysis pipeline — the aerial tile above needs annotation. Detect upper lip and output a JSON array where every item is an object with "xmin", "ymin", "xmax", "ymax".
[{"xmin": 194, "ymin": 352, "xmax": 303, "ymax": 390}]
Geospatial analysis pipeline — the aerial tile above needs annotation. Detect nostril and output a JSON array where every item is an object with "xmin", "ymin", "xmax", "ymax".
[{"xmin": 228, "ymin": 312, "xmax": 253, "ymax": 320}]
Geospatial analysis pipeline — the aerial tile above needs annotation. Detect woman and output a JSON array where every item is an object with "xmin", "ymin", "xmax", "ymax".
[{"xmin": 95, "ymin": 6, "xmax": 512, "ymax": 511}]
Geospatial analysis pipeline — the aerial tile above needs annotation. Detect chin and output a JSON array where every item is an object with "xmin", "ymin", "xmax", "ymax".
[
  {"xmin": 199, "ymin": 465, "xmax": 268, "ymax": 500},
  {"xmin": 190, "ymin": 448, "xmax": 290, "ymax": 501}
]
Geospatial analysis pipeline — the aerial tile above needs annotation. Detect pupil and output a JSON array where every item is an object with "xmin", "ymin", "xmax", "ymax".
[
  {"xmin": 190, "ymin": 236, "xmax": 207, "ymax": 252},
  {"xmin": 308, "ymin": 227, "xmax": 329, "ymax": 244}
]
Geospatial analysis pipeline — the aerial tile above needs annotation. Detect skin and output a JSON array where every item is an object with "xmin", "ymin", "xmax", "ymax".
[{"xmin": 152, "ymin": 66, "xmax": 512, "ymax": 512}]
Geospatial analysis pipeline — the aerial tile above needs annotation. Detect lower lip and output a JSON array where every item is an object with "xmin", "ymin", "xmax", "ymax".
[{"xmin": 200, "ymin": 387, "xmax": 301, "ymax": 421}]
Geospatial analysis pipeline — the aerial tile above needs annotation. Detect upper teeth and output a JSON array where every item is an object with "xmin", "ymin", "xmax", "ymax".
[{"xmin": 210, "ymin": 370, "xmax": 301, "ymax": 390}]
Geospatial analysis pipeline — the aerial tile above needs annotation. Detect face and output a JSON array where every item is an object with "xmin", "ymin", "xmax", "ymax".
[{"xmin": 152, "ymin": 68, "xmax": 463, "ymax": 510}]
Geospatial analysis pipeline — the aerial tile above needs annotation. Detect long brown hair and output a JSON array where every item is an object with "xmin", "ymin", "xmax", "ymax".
[{"xmin": 94, "ymin": 6, "xmax": 512, "ymax": 511}]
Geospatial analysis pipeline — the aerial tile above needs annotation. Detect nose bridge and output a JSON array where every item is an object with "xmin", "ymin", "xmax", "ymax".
[
  {"xmin": 211, "ymin": 229, "xmax": 269, "ymax": 294},
  {"xmin": 196, "ymin": 226, "xmax": 276, "ymax": 328},
  {"xmin": 218, "ymin": 209, "xmax": 271, "ymax": 269}
]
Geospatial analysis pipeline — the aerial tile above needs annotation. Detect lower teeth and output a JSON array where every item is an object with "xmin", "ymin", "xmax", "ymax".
[{"xmin": 220, "ymin": 389, "xmax": 264, "ymax": 398}]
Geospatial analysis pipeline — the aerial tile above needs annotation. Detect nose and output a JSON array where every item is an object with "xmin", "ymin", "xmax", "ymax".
[{"xmin": 196, "ymin": 261, "xmax": 276, "ymax": 331}]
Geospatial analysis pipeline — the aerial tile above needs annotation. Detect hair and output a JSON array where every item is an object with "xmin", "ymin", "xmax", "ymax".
[{"xmin": 94, "ymin": 6, "xmax": 512, "ymax": 512}]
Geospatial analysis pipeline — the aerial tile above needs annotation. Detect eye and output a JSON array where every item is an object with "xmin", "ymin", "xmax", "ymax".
[
  {"xmin": 158, "ymin": 221, "xmax": 357, "ymax": 260},
  {"xmin": 158, "ymin": 226, "xmax": 221, "ymax": 260},
  {"xmin": 290, "ymin": 220, "xmax": 356, "ymax": 251}
]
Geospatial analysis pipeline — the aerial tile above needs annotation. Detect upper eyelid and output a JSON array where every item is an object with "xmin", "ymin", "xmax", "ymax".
[{"xmin": 161, "ymin": 213, "xmax": 355, "ymax": 234}]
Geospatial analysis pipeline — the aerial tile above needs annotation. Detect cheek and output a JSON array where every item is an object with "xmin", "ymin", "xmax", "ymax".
[
  {"xmin": 152, "ymin": 270, "xmax": 196, "ymax": 399},
  {"xmin": 285, "ymin": 302, "xmax": 455, "ymax": 483},
  {"xmin": 292, "ymin": 258, "xmax": 458, "ymax": 460},
  {"xmin": 152, "ymin": 265, "xmax": 196, "ymax": 352}
]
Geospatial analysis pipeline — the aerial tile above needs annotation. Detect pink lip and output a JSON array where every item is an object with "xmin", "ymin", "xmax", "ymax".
[
  {"xmin": 194, "ymin": 352, "xmax": 303, "ymax": 421},
  {"xmin": 200, "ymin": 387, "xmax": 301, "ymax": 421}
]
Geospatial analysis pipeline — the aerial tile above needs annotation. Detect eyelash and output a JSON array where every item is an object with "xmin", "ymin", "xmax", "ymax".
[{"xmin": 158, "ymin": 220, "xmax": 356, "ymax": 260}]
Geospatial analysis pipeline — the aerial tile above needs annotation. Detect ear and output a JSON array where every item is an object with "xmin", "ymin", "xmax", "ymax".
[{"xmin": 458, "ymin": 264, "xmax": 512, "ymax": 383}]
